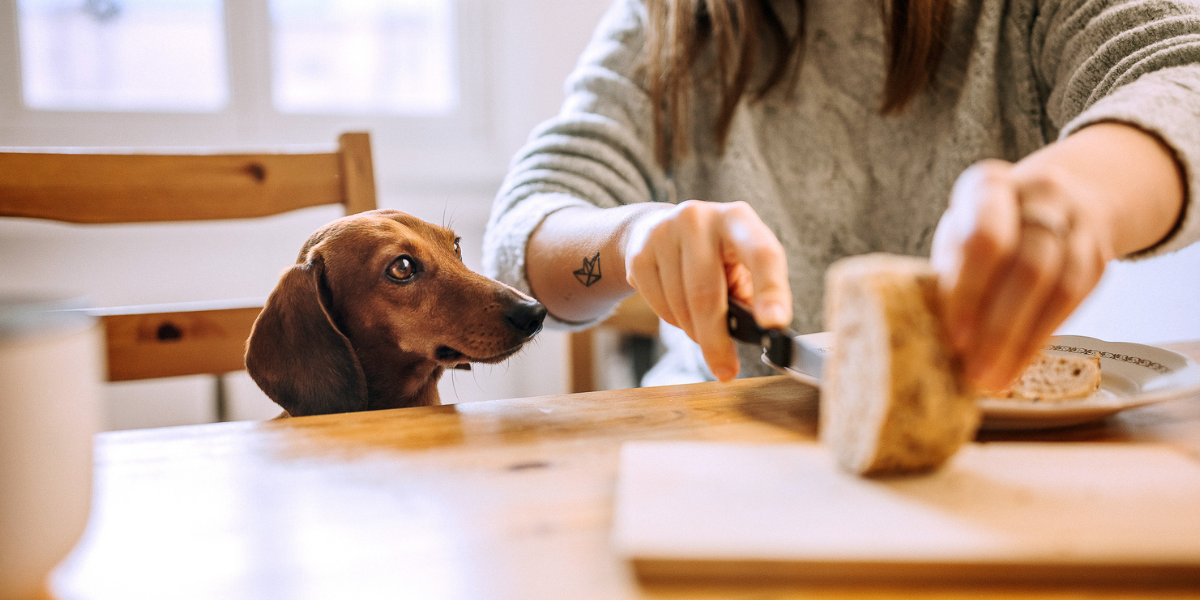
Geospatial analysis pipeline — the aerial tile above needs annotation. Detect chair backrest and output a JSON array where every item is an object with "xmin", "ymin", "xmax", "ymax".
[{"xmin": 0, "ymin": 132, "xmax": 378, "ymax": 384}]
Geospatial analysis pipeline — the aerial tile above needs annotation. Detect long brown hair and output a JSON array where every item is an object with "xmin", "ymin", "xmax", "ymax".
[{"xmin": 644, "ymin": 0, "xmax": 955, "ymax": 169}]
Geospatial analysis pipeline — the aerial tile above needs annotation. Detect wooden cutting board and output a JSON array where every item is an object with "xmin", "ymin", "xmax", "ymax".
[{"xmin": 612, "ymin": 441, "xmax": 1200, "ymax": 584}]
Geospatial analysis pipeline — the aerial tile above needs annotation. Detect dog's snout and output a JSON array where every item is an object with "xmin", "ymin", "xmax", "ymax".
[{"xmin": 506, "ymin": 299, "xmax": 547, "ymax": 337}]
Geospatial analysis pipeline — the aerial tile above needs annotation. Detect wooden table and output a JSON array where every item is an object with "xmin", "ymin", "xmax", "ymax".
[{"xmin": 51, "ymin": 342, "xmax": 1200, "ymax": 600}]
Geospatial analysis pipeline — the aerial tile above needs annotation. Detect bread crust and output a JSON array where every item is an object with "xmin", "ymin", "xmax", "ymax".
[{"xmin": 821, "ymin": 253, "xmax": 979, "ymax": 477}]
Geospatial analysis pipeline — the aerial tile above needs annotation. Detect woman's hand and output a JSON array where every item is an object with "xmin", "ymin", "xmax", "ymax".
[
  {"xmin": 623, "ymin": 200, "xmax": 792, "ymax": 381},
  {"xmin": 932, "ymin": 123, "xmax": 1185, "ymax": 392},
  {"xmin": 931, "ymin": 160, "xmax": 1114, "ymax": 392}
]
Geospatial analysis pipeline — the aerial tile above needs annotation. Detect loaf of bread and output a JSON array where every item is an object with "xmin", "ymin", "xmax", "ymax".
[
  {"xmin": 995, "ymin": 351, "xmax": 1101, "ymax": 402},
  {"xmin": 821, "ymin": 253, "xmax": 979, "ymax": 477}
]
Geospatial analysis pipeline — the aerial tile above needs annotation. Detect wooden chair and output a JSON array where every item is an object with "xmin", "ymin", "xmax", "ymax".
[
  {"xmin": 0, "ymin": 132, "xmax": 377, "ymax": 421},
  {"xmin": 569, "ymin": 293, "xmax": 660, "ymax": 393}
]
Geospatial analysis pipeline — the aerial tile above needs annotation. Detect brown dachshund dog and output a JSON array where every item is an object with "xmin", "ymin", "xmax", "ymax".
[{"xmin": 245, "ymin": 209, "xmax": 546, "ymax": 416}]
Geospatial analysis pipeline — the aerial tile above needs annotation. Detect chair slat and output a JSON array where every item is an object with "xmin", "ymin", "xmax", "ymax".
[
  {"xmin": 0, "ymin": 152, "xmax": 343, "ymax": 223},
  {"xmin": 100, "ymin": 306, "xmax": 263, "ymax": 381}
]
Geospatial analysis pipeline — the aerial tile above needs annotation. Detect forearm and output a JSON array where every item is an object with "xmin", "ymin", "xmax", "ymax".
[
  {"xmin": 1010, "ymin": 122, "xmax": 1185, "ymax": 257},
  {"xmin": 526, "ymin": 203, "xmax": 671, "ymax": 323}
]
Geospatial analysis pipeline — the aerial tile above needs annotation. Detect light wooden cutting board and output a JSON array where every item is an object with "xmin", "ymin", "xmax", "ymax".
[{"xmin": 612, "ymin": 441, "xmax": 1200, "ymax": 584}]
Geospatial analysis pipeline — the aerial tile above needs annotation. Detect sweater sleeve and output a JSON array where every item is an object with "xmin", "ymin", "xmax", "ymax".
[
  {"xmin": 482, "ymin": 0, "xmax": 670, "ymax": 328},
  {"xmin": 1032, "ymin": 0, "xmax": 1200, "ymax": 258}
]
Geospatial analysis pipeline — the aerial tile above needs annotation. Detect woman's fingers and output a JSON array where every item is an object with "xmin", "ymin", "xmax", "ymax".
[
  {"xmin": 673, "ymin": 203, "xmax": 738, "ymax": 380},
  {"xmin": 682, "ymin": 201, "xmax": 787, "ymax": 380},
  {"xmin": 626, "ymin": 205, "xmax": 704, "ymax": 335},
  {"xmin": 939, "ymin": 160, "xmax": 1113, "ymax": 392},
  {"xmin": 967, "ymin": 211, "xmax": 1065, "ymax": 390},
  {"xmin": 933, "ymin": 161, "xmax": 1021, "ymax": 354},
  {"xmin": 630, "ymin": 265, "xmax": 675, "ymax": 330},
  {"xmin": 1018, "ymin": 214, "xmax": 1107, "ymax": 377},
  {"xmin": 656, "ymin": 242, "xmax": 691, "ymax": 335},
  {"xmin": 721, "ymin": 202, "xmax": 792, "ymax": 329},
  {"xmin": 682, "ymin": 248, "xmax": 740, "ymax": 381},
  {"xmin": 625, "ymin": 211, "xmax": 679, "ymax": 329},
  {"xmin": 623, "ymin": 199, "xmax": 791, "ymax": 382}
]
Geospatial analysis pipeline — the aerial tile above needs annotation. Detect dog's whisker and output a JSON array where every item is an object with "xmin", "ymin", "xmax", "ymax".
[{"xmin": 446, "ymin": 370, "xmax": 460, "ymax": 402}]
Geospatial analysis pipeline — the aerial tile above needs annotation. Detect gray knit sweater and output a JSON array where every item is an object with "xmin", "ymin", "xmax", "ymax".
[{"xmin": 484, "ymin": 0, "xmax": 1200, "ymax": 383}]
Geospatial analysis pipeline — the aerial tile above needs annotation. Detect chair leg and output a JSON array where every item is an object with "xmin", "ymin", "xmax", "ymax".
[
  {"xmin": 214, "ymin": 374, "xmax": 230, "ymax": 422},
  {"xmin": 570, "ymin": 329, "xmax": 596, "ymax": 394}
]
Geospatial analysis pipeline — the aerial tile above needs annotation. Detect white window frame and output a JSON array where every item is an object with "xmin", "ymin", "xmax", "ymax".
[{"xmin": 0, "ymin": 0, "xmax": 500, "ymax": 189}]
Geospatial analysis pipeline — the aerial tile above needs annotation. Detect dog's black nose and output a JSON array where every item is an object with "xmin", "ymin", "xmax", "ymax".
[{"xmin": 506, "ymin": 299, "xmax": 547, "ymax": 337}]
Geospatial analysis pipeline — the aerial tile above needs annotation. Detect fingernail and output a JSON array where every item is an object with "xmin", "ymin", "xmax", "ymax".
[{"xmin": 715, "ymin": 366, "xmax": 736, "ymax": 382}]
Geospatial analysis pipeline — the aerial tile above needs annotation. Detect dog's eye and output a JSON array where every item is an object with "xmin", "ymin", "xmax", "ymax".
[{"xmin": 386, "ymin": 256, "xmax": 419, "ymax": 282}]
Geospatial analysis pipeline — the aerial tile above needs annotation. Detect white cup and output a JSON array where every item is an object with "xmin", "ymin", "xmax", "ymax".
[{"xmin": 0, "ymin": 297, "xmax": 103, "ymax": 600}]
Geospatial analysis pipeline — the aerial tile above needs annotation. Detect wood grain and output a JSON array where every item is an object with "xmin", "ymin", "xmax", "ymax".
[
  {"xmin": 99, "ymin": 305, "xmax": 262, "ymax": 381},
  {"xmin": 49, "ymin": 345, "xmax": 1200, "ymax": 600},
  {"xmin": 0, "ymin": 152, "xmax": 344, "ymax": 223}
]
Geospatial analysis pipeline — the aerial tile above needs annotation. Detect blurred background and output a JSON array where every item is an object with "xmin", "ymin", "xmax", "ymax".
[{"xmin": 0, "ymin": 0, "xmax": 1197, "ymax": 431}]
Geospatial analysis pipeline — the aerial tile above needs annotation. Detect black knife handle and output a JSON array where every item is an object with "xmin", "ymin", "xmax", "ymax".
[
  {"xmin": 728, "ymin": 298, "xmax": 795, "ymax": 369},
  {"xmin": 726, "ymin": 299, "xmax": 763, "ymax": 344},
  {"xmin": 764, "ymin": 329, "xmax": 794, "ymax": 369}
]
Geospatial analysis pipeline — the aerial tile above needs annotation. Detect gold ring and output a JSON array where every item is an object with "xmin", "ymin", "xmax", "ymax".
[{"xmin": 1019, "ymin": 203, "xmax": 1071, "ymax": 239}]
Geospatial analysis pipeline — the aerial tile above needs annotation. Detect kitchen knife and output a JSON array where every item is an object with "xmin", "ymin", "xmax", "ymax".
[{"xmin": 726, "ymin": 298, "xmax": 825, "ymax": 384}]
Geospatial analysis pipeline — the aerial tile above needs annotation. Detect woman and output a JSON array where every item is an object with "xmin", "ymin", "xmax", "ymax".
[{"xmin": 483, "ymin": 0, "xmax": 1197, "ymax": 390}]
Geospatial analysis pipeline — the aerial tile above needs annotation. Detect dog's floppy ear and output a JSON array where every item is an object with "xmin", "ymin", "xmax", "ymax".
[{"xmin": 245, "ymin": 255, "xmax": 368, "ymax": 416}]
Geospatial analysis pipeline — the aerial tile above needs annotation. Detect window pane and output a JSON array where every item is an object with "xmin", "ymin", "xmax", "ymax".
[
  {"xmin": 17, "ymin": 0, "xmax": 229, "ymax": 112},
  {"xmin": 269, "ymin": 0, "xmax": 458, "ymax": 115}
]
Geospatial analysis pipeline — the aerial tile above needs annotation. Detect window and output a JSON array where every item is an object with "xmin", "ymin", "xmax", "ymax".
[
  {"xmin": 0, "ymin": 0, "xmax": 487, "ymax": 187},
  {"xmin": 269, "ymin": 0, "xmax": 457, "ymax": 115},
  {"xmin": 17, "ymin": 0, "xmax": 229, "ymax": 112},
  {"xmin": 16, "ymin": 0, "xmax": 458, "ymax": 116}
]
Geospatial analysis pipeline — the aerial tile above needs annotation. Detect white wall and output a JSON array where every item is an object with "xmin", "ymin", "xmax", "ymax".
[
  {"xmin": 1059, "ymin": 244, "xmax": 1200, "ymax": 345},
  {"xmin": 2, "ymin": 0, "xmax": 1198, "ymax": 430}
]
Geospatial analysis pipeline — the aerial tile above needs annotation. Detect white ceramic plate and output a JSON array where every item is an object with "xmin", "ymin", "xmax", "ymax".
[{"xmin": 768, "ymin": 334, "xmax": 1200, "ymax": 431}]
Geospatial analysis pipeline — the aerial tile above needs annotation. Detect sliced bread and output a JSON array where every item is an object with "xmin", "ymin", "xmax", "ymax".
[
  {"xmin": 995, "ymin": 351, "xmax": 1101, "ymax": 402},
  {"xmin": 821, "ymin": 253, "xmax": 979, "ymax": 477}
]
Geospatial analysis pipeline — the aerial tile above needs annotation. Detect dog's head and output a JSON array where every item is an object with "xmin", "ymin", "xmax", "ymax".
[{"xmin": 245, "ymin": 209, "xmax": 545, "ymax": 416}]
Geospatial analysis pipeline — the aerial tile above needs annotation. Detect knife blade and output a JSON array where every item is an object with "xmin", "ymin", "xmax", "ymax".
[{"xmin": 726, "ymin": 298, "xmax": 825, "ymax": 384}]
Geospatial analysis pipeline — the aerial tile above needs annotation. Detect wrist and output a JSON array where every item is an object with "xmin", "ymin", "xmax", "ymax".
[
  {"xmin": 1010, "ymin": 122, "xmax": 1185, "ymax": 258},
  {"xmin": 616, "ymin": 203, "xmax": 674, "ymax": 275},
  {"xmin": 527, "ymin": 203, "xmax": 671, "ymax": 323},
  {"xmin": 1008, "ymin": 161, "xmax": 1118, "ymax": 263}
]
